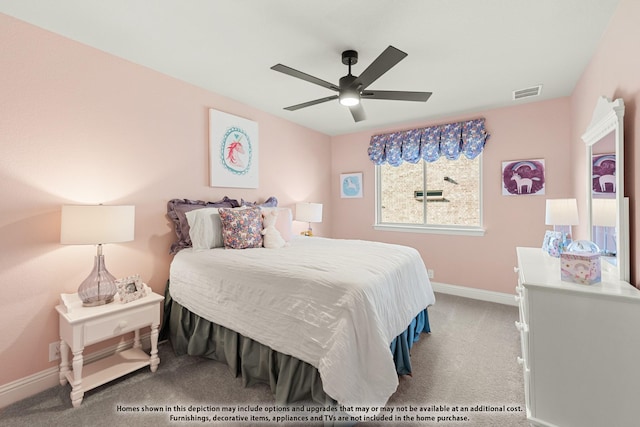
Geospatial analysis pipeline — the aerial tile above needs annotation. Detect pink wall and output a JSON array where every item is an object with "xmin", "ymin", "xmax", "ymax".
[
  {"xmin": 331, "ymin": 99, "xmax": 572, "ymax": 294},
  {"xmin": 570, "ymin": 0, "xmax": 640, "ymax": 286},
  {"xmin": 0, "ymin": 14, "xmax": 331, "ymax": 386}
]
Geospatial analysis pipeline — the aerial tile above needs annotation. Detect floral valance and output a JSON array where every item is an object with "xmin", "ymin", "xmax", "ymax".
[{"xmin": 368, "ymin": 118, "xmax": 490, "ymax": 166}]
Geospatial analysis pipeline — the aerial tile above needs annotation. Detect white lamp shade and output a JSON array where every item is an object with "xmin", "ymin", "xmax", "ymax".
[
  {"xmin": 592, "ymin": 198, "xmax": 616, "ymax": 227},
  {"xmin": 545, "ymin": 199, "xmax": 579, "ymax": 226},
  {"xmin": 61, "ymin": 205, "xmax": 135, "ymax": 245},
  {"xmin": 295, "ymin": 202, "xmax": 323, "ymax": 223}
]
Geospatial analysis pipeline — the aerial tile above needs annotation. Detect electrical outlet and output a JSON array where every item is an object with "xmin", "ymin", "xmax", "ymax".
[
  {"xmin": 49, "ymin": 341, "xmax": 60, "ymax": 362},
  {"xmin": 427, "ymin": 269, "xmax": 434, "ymax": 279}
]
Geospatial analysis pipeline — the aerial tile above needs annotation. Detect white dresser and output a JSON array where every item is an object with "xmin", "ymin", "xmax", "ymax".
[{"xmin": 515, "ymin": 247, "xmax": 640, "ymax": 427}]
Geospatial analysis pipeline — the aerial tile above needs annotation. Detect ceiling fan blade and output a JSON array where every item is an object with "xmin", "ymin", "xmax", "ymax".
[
  {"xmin": 284, "ymin": 95, "xmax": 339, "ymax": 111},
  {"xmin": 352, "ymin": 46, "xmax": 407, "ymax": 90},
  {"xmin": 349, "ymin": 103, "xmax": 366, "ymax": 122},
  {"xmin": 271, "ymin": 64, "xmax": 339, "ymax": 92},
  {"xmin": 362, "ymin": 90, "xmax": 432, "ymax": 102}
]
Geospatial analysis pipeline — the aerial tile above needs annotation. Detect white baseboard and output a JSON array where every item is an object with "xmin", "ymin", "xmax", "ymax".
[
  {"xmin": 431, "ymin": 281, "xmax": 517, "ymax": 306},
  {"xmin": 0, "ymin": 334, "xmax": 154, "ymax": 409}
]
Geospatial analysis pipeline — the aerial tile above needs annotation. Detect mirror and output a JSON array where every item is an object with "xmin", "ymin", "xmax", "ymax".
[{"xmin": 582, "ymin": 96, "xmax": 629, "ymax": 282}]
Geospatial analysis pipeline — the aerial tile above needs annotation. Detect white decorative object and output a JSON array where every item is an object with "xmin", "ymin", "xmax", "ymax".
[
  {"xmin": 55, "ymin": 292, "xmax": 164, "ymax": 407},
  {"xmin": 340, "ymin": 172, "xmax": 363, "ymax": 198},
  {"xmin": 515, "ymin": 247, "xmax": 640, "ymax": 427},
  {"xmin": 261, "ymin": 209, "xmax": 286, "ymax": 248},
  {"xmin": 209, "ymin": 109, "xmax": 259, "ymax": 188},
  {"xmin": 116, "ymin": 275, "xmax": 149, "ymax": 303}
]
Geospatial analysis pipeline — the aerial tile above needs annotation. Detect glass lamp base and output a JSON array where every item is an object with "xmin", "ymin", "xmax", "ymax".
[{"xmin": 78, "ymin": 254, "xmax": 117, "ymax": 307}]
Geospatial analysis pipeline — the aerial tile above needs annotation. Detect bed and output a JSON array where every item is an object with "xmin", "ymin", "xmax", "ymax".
[{"xmin": 164, "ymin": 198, "xmax": 435, "ymax": 415}]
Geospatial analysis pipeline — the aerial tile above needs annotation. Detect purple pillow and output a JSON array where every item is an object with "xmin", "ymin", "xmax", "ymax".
[
  {"xmin": 240, "ymin": 196, "xmax": 278, "ymax": 208},
  {"xmin": 167, "ymin": 197, "xmax": 239, "ymax": 254}
]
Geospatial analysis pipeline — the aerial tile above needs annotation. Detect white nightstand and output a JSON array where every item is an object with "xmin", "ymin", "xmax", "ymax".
[{"xmin": 55, "ymin": 291, "xmax": 164, "ymax": 407}]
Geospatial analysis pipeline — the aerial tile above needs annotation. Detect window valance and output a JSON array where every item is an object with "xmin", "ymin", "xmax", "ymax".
[{"xmin": 368, "ymin": 118, "xmax": 489, "ymax": 166}]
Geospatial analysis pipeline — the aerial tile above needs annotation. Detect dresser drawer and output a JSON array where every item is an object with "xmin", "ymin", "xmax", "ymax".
[{"xmin": 83, "ymin": 304, "xmax": 158, "ymax": 345}]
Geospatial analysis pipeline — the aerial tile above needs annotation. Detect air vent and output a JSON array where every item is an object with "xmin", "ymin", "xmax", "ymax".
[{"xmin": 513, "ymin": 85, "xmax": 542, "ymax": 100}]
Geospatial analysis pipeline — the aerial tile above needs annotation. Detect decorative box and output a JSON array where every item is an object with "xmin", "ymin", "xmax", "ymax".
[{"xmin": 560, "ymin": 251, "xmax": 601, "ymax": 285}]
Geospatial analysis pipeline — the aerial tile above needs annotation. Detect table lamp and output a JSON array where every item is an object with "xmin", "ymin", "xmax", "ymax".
[
  {"xmin": 592, "ymin": 198, "xmax": 616, "ymax": 255},
  {"xmin": 295, "ymin": 202, "xmax": 323, "ymax": 236},
  {"xmin": 60, "ymin": 205, "xmax": 135, "ymax": 306},
  {"xmin": 545, "ymin": 198, "xmax": 579, "ymax": 256},
  {"xmin": 545, "ymin": 198, "xmax": 579, "ymax": 237}
]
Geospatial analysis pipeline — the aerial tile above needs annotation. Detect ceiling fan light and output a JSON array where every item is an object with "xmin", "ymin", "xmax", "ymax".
[{"xmin": 339, "ymin": 90, "xmax": 360, "ymax": 106}]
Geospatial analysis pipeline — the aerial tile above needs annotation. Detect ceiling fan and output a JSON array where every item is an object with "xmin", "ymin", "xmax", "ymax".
[{"xmin": 271, "ymin": 46, "xmax": 432, "ymax": 122}]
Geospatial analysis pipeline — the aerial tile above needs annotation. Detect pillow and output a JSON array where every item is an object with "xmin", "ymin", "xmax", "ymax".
[
  {"xmin": 185, "ymin": 208, "xmax": 224, "ymax": 250},
  {"xmin": 261, "ymin": 209, "xmax": 286, "ymax": 249},
  {"xmin": 218, "ymin": 207, "xmax": 264, "ymax": 249},
  {"xmin": 241, "ymin": 196, "xmax": 278, "ymax": 208},
  {"xmin": 261, "ymin": 207, "xmax": 293, "ymax": 242},
  {"xmin": 167, "ymin": 197, "xmax": 239, "ymax": 254}
]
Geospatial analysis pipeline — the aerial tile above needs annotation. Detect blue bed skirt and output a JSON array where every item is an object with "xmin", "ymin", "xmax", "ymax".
[
  {"xmin": 391, "ymin": 308, "xmax": 431, "ymax": 375},
  {"xmin": 162, "ymin": 281, "xmax": 430, "ymax": 405}
]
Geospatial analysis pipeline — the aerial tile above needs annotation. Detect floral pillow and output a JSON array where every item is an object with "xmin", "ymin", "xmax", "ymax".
[{"xmin": 218, "ymin": 207, "xmax": 263, "ymax": 249}]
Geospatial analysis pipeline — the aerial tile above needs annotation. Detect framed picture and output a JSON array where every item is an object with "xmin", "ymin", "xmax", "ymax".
[
  {"xmin": 340, "ymin": 172, "xmax": 363, "ymax": 198},
  {"xmin": 209, "ymin": 109, "xmax": 259, "ymax": 188},
  {"xmin": 502, "ymin": 159, "xmax": 545, "ymax": 196},
  {"xmin": 592, "ymin": 153, "xmax": 616, "ymax": 197},
  {"xmin": 116, "ymin": 275, "xmax": 148, "ymax": 303}
]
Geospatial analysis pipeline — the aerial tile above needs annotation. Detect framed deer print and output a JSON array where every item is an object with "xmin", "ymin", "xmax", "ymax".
[
  {"xmin": 340, "ymin": 172, "xmax": 363, "ymax": 198},
  {"xmin": 209, "ymin": 109, "xmax": 259, "ymax": 188},
  {"xmin": 502, "ymin": 159, "xmax": 545, "ymax": 196}
]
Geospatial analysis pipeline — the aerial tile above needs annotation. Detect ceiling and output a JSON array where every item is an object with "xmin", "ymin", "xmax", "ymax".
[{"xmin": 0, "ymin": 0, "xmax": 620, "ymax": 136}]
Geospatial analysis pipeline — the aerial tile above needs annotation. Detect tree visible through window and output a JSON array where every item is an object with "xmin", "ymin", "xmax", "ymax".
[{"xmin": 377, "ymin": 155, "xmax": 481, "ymax": 229}]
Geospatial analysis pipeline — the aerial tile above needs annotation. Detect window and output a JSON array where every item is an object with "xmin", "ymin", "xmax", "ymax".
[{"xmin": 375, "ymin": 155, "xmax": 484, "ymax": 235}]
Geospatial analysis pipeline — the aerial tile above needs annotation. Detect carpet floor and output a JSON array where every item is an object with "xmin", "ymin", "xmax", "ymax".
[{"xmin": 0, "ymin": 293, "xmax": 529, "ymax": 426}]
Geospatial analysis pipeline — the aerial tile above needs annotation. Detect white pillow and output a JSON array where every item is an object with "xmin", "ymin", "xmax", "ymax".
[
  {"xmin": 261, "ymin": 207, "xmax": 293, "ymax": 242},
  {"xmin": 185, "ymin": 207, "xmax": 224, "ymax": 250}
]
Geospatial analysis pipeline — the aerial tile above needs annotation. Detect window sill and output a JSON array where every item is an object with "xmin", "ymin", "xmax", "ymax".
[{"xmin": 373, "ymin": 224, "xmax": 486, "ymax": 236}]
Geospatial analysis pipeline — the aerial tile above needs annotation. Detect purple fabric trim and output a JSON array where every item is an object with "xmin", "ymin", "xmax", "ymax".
[{"xmin": 241, "ymin": 196, "xmax": 279, "ymax": 208}]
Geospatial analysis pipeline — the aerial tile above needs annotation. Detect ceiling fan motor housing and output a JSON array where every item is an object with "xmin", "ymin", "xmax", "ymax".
[{"xmin": 339, "ymin": 74, "xmax": 358, "ymax": 90}]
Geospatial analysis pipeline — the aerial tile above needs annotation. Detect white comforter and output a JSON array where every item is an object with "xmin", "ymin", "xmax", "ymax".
[{"xmin": 169, "ymin": 237, "xmax": 435, "ymax": 413}]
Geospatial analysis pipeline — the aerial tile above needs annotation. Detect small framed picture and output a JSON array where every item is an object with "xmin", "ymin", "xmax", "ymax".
[
  {"xmin": 340, "ymin": 172, "xmax": 363, "ymax": 198},
  {"xmin": 116, "ymin": 275, "xmax": 148, "ymax": 303}
]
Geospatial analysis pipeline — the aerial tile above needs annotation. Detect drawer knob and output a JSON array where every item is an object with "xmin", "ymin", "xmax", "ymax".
[
  {"xmin": 513, "ymin": 267, "xmax": 520, "ymax": 273},
  {"xmin": 117, "ymin": 320, "xmax": 128, "ymax": 329},
  {"xmin": 517, "ymin": 357, "xmax": 524, "ymax": 366}
]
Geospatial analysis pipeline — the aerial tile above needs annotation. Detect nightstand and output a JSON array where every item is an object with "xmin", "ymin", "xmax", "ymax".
[{"xmin": 55, "ymin": 291, "xmax": 164, "ymax": 407}]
